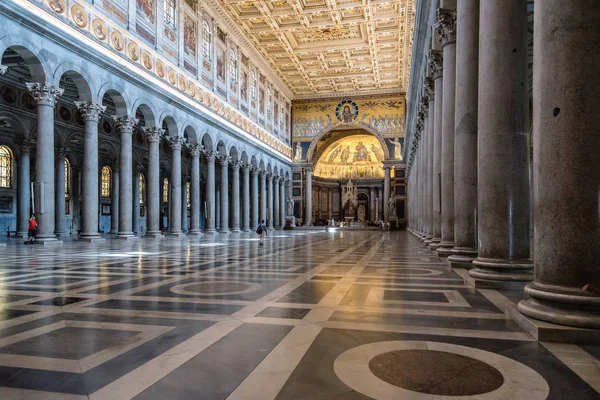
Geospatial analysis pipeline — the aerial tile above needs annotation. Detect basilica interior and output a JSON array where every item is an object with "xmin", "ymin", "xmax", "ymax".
[{"xmin": 0, "ymin": 0, "xmax": 598, "ymax": 399}]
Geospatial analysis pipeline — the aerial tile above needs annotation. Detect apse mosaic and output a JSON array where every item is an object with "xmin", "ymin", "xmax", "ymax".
[
  {"xmin": 314, "ymin": 135, "xmax": 385, "ymax": 179},
  {"xmin": 293, "ymin": 95, "xmax": 406, "ymax": 140}
]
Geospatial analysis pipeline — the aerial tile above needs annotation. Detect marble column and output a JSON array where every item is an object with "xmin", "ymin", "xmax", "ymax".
[
  {"xmin": 203, "ymin": 150, "xmax": 216, "ymax": 233},
  {"xmin": 449, "ymin": 0, "xmax": 479, "ymax": 267},
  {"xmin": 113, "ymin": 116, "xmax": 138, "ymax": 239},
  {"xmin": 251, "ymin": 167, "xmax": 259, "ymax": 228},
  {"xmin": 54, "ymin": 148, "xmax": 66, "ymax": 237},
  {"xmin": 75, "ymin": 101, "xmax": 105, "ymax": 240},
  {"xmin": 327, "ymin": 187, "xmax": 332, "ymax": 221},
  {"xmin": 428, "ymin": 51, "xmax": 443, "ymax": 250},
  {"xmin": 168, "ymin": 136, "xmax": 184, "ymax": 236},
  {"xmin": 279, "ymin": 178, "xmax": 286, "ymax": 228},
  {"xmin": 267, "ymin": 174, "xmax": 274, "ymax": 230},
  {"xmin": 425, "ymin": 78, "xmax": 435, "ymax": 243},
  {"xmin": 231, "ymin": 162, "xmax": 241, "ymax": 232},
  {"xmin": 219, "ymin": 156, "xmax": 230, "ymax": 233},
  {"xmin": 242, "ymin": 165, "xmax": 250, "ymax": 231},
  {"xmin": 317, "ymin": 186, "xmax": 322, "ymax": 221},
  {"xmin": 273, "ymin": 175, "xmax": 279, "ymax": 229},
  {"xmin": 181, "ymin": 176, "xmax": 188, "ymax": 232},
  {"xmin": 260, "ymin": 171, "xmax": 267, "ymax": 224},
  {"xmin": 370, "ymin": 186, "xmax": 376, "ymax": 223},
  {"xmin": 188, "ymin": 145, "xmax": 201, "ymax": 235},
  {"xmin": 215, "ymin": 188, "xmax": 221, "ymax": 230},
  {"xmin": 144, "ymin": 128, "xmax": 162, "ymax": 237},
  {"xmin": 422, "ymin": 96, "xmax": 432, "ymax": 244},
  {"xmin": 517, "ymin": 0, "xmax": 600, "ymax": 329},
  {"xmin": 436, "ymin": 8, "xmax": 457, "ymax": 257},
  {"xmin": 132, "ymin": 165, "xmax": 141, "ymax": 234},
  {"xmin": 469, "ymin": 0, "xmax": 532, "ymax": 285},
  {"xmin": 17, "ymin": 141, "xmax": 31, "ymax": 238},
  {"xmin": 415, "ymin": 132, "xmax": 423, "ymax": 236},
  {"xmin": 27, "ymin": 83, "xmax": 63, "ymax": 242},
  {"xmin": 305, "ymin": 168, "xmax": 312, "ymax": 226},
  {"xmin": 110, "ymin": 163, "xmax": 119, "ymax": 235},
  {"xmin": 383, "ymin": 166, "xmax": 391, "ymax": 222}
]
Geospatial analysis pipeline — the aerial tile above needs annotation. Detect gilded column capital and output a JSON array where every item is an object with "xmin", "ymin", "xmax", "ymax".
[
  {"xmin": 435, "ymin": 8, "xmax": 457, "ymax": 47},
  {"xmin": 188, "ymin": 143, "xmax": 202, "ymax": 156},
  {"xmin": 26, "ymin": 82, "xmax": 64, "ymax": 106},
  {"xmin": 167, "ymin": 135, "xmax": 185, "ymax": 150},
  {"xmin": 113, "ymin": 116, "xmax": 139, "ymax": 133},
  {"xmin": 74, "ymin": 101, "xmax": 106, "ymax": 122},
  {"xmin": 428, "ymin": 50, "xmax": 443, "ymax": 79},
  {"xmin": 143, "ymin": 127, "xmax": 163, "ymax": 143}
]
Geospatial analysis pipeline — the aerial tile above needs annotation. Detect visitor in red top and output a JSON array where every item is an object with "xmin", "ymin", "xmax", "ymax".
[{"xmin": 27, "ymin": 215, "xmax": 37, "ymax": 244}]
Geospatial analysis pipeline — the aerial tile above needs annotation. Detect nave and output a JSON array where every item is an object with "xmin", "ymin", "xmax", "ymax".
[{"xmin": 0, "ymin": 231, "xmax": 597, "ymax": 399}]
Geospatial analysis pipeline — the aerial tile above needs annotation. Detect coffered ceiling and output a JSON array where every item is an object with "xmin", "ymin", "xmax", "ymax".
[{"xmin": 212, "ymin": 0, "xmax": 416, "ymax": 99}]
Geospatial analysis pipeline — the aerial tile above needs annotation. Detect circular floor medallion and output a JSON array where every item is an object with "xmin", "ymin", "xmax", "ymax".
[
  {"xmin": 376, "ymin": 267, "xmax": 443, "ymax": 276},
  {"xmin": 334, "ymin": 341, "xmax": 549, "ymax": 400},
  {"xmin": 170, "ymin": 281, "xmax": 261, "ymax": 296}
]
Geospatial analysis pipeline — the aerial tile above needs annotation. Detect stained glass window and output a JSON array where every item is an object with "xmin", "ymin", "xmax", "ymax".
[
  {"xmin": 64, "ymin": 158, "xmax": 70, "ymax": 195},
  {"xmin": 101, "ymin": 166, "xmax": 111, "ymax": 197},
  {"xmin": 202, "ymin": 20, "xmax": 212, "ymax": 59},
  {"xmin": 164, "ymin": 0, "xmax": 176, "ymax": 28},
  {"xmin": 0, "ymin": 146, "xmax": 11, "ymax": 188},
  {"xmin": 163, "ymin": 177, "xmax": 169, "ymax": 203}
]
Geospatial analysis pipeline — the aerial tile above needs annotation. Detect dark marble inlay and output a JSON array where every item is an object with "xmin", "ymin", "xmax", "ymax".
[
  {"xmin": 89, "ymin": 299, "xmax": 244, "ymax": 315},
  {"xmin": 277, "ymin": 282, "xmax": 336, "ymax": 304},
  {"xmin": 256, "ymin": 307, "xmax": 311, "ymax": 319},
  {"xmin": 31, "ymin": 297, "xmax": 89, "ymax": 306},
  {"xmin": 369, "ymin": 350, "xmax": 504, "ymax": 396},
  {"xmin": 382, "ymin": 290, "xmax": 449, "ymax": 303},
  {"xmin": 0, "ymin": 309, "xmax": 36, "ymax": 321},
  {"xmin": 0, "ymin": 294, "xmax": 36, "ymax": 304}
]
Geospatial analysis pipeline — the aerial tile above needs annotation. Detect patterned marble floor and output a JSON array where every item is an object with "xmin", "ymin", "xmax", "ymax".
[{"xmin": 0, "ymin": 231, "xmax": 598, "ymax": 400}]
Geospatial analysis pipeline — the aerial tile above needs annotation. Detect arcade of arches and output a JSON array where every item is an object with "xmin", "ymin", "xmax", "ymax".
[{"xmin": 0, "ymin": 0, "xmax": 598, "ymax": 399}]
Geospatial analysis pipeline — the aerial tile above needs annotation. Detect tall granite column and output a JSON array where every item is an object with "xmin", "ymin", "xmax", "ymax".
[
  {"xmin": 17, "ymin": 141, "xmax": 31, "ymax": 238},
  {"xmin": 231, "ymin": 162, "xmax": 241, "ymax": 232},
  {"xmin": 425, "ymin": 78, "xmax": 435, "ymax": 244},
  {"xmin": 110, "ymin": 163, "xmax": 119, "ymax": 234},
  {"xmin": 305, "ymin": 168, "xmax": 312, "ymax": 226},
  {"xmin": 421, "ymin": 97, "xmax": 432, "ymax": 244},
  {"xmin": 219, "ymin": 156, "xmax": 230, "ymax": 233},
  {"xmin": 215, "ymin": 188, "xmax": 221, "ymax": 231},
  {"xmin": 144, "ymin": 128, "xmax": 162, "ymax": 237},
  {"xmin": 436, "ymin": 8, "xmax": 457, "ymax": 257},
  {"xmin": 370, "ymin": 186, "xmax": 375, "ymax": 223},
  {"xmin": 242, "ymin": 165, "xmax": 250, "ymax": 231},
  {"xmin": 449, "ymin": 0, "xmax": 480, "ymax": 267},
  {"xmin": 54, "ymin": 148, "xmax": 66, "ymax": 237},
  {"xmin": 260, "ymin": 171, "xmax": 267, "ymax": 224},
  {"xmin": 203, "ymin": 150, "xmax": 216, "ymax": 233},
  {"xmin": 327, "ymin": 186, "xmax": 332, "ymax": 221},
  {"xmin": 469, "ymin": 0, "xmax": 532, "ymax": 285},
  {"xmin": 428, "ymin": 51, "xmax": 443, "ymax": 250},
  {"xmin": 279, "ymin": 178, "xmax": 285, "ymax": 228},
  {"xmin": 76, "ymin": 102, "xmax": 105, "ymax": 240},
  {"xmin": 267, "ymin": 174, "xmax": 274, "ymax": 230},
  {"xmin": 188, "ymin": 145, "xmax": 201, "ymax": 235},
  {"xmin": 417, "ymin": 108, "xmax": 426, "ymax": 241},
  {"xmin": 132, "ymin": 165, "xmax": 141, "ymax": 234},
  {"xmin": 181, "ymin": 176, "xmax": 188, "ymax": 233},
  {"xmin": 273, "ymin": 175, "xmax": 279, "ymax": 229},
  {"xmin": 251, "ymin": 167, "xmax": 259, "ymax": 228},
  {"xmin": 383, "ymin": 166, "xmax": 391, "ymax": 222},
  {"xmin": 518, "ymin": 0, "xmax": 600, "ymax": 328},
  {"xmin": 114, "ymin": 116, "xmax": 138, "ymax": 239},
  {"xmin": 27, "ymin": 83, "xmax": 63, "ymax": 242},
  {"xmin": 167, "ymin": 136, "xmax": 184, "ymax": 236}
]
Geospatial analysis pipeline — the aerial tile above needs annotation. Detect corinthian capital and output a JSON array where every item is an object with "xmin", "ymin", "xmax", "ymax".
[
  {"xmin": 167, "ymin": 135, "xmax": 185, "ymax": 150},
  {"xmin": 428, "ymin": 50, "xmax": 443, "ymax": 79},
  {"xmin": 424, "ymin": 77, "xmax": 434, "ymax": 101},
  {"xmin": 26, "ymin": 82, "xmax": 64, "ymax": 106},
  {"xmin": 113, "ymin": 116, "xmax": 139, "ymax": 132},
  {"xmin": 435, "ymin": 8, "xmax": 457, "ymax": 47},
  {"xmin": 74, "ymin": 101, "xmax": 106, "ymax": 122},
  {"xmin": 188, "ymin": 143, "xmax": 201, "ymax": 156},
  {"xmin": 143, "ymin": 127, "xmax": 164, "ymax": 143},
  {"xmin": 420, "ymin": 96, "xmax": 429, "ymax": 118}
]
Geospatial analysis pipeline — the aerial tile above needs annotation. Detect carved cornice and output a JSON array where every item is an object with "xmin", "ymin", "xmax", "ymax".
[
  {"xmin": 26, "ymin": 83, "xmax": 63, "ymax": 107},
  {"xmin": 435, "ymin": 8, "xmax": 457, "ymax": 47},
  {"xmin": 428, "ymin": 50, "xmax": 443, "ymax": 80}
]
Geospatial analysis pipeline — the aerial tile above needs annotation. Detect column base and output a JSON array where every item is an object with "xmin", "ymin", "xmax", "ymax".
[
  {"xmin": 116, "ymin": 233, "xmax": 138, "ymax": 240},
  {"xmin": 16, "ymin": 231, "xmax": 27, "ymax": 239},
  {"xmin": 78, "ymin": 235, "xmax": 105, "ymax": 243},
  {"xmin": 145, "ymin": 232, "xmax": 164, "ymax": 239},
  {"xmin": 230, "ymin": 229, "xmax": 241, "ymax": 233},
  {"xmin": 34, "ymin": 238, "xmax": 63, "ymax": 246},
  {"xmin": 168, "ymin": 232, "xmax": 186, "ymax": 238},
  {"xmin": 242, "ymin": 228, "xmax": 251, "ymax": 233},
  {"xmin": 428, "ymin": 238, "xmax": 441, "ymax": 251},
  {"xmin": 204, "ymin": 229, "xmax": 216, "ymax": 234},
  {"xmin": 187, "ymin": 230, "xmax": 202, "ymax": 236},
  {"xmin": 54, "ymin": 231, "xmax": 69, "ymax": 239},
  {"xmin": 219, "ymin": 229, "xmax": 230, "ymax": 234},
  {"xmin": 448, "ymin": 247, "xmax": 478, "ymax": 269},
  {"xmin": 516, "ymin": 282, "xmax": 600, "ymax": 330},
  {"xmin": 508, "ymin": 303, "xmax": 600, "ymax": 343},
  {"xmin": 468, "ymin": 257, "xmax": 533, "ymax": 289},
  {"xmin": 436, "ymin": 242, "xmax": 455, "ymax": 258}
]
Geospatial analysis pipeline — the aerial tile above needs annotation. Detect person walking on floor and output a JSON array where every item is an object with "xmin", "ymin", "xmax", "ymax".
[
  {"xmin": 256, "ymin": 219, "xmax": 267, "ymax": 245},
  {"xmin": 27, "ymin": 215, "xmax": 37, "ymax": 244}
]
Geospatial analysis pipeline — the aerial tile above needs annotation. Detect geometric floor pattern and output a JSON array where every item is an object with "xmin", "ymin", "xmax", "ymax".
[{"xmin": 0, "ymin": 231, "xmax": 598, "ymax": 399}]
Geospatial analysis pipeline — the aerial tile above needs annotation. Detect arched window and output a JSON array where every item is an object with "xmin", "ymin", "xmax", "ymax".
[
  {"xmin": 164, "ymin": 0, "xmax": 176, "ymax": 28},
  {"xmin": 101, "ymin": 166, "xmax": 111, "ymax": 198},
  {"xmin": 163, "ymin": 177, "xmax": 169, "ymax": 203},
  {"xmin": 202, "ymin": 20, "xmax": 212, "ymax": 59},
  {"xmin": 229, "ymin": 49, "xmax": 237, "ymax": 83},
  {"xmin": 64, "ymin": 158, "xmax": 71, "ymax": 195},
  {"xmin": 186, "ymin": 181, "xmax": 191, "ymax": 209},
  {"xmin": 250, "ymin": 70, "xmax": 257, "ymax": 100},
  {"xmin": 0, "ymin": 146, "xmax": 12, "ymax": 188}
]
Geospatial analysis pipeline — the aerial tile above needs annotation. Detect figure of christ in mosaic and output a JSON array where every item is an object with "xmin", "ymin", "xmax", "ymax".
[{"xmin": 353, "ymin": 141, "xmax": 369, "ymax": 162}]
